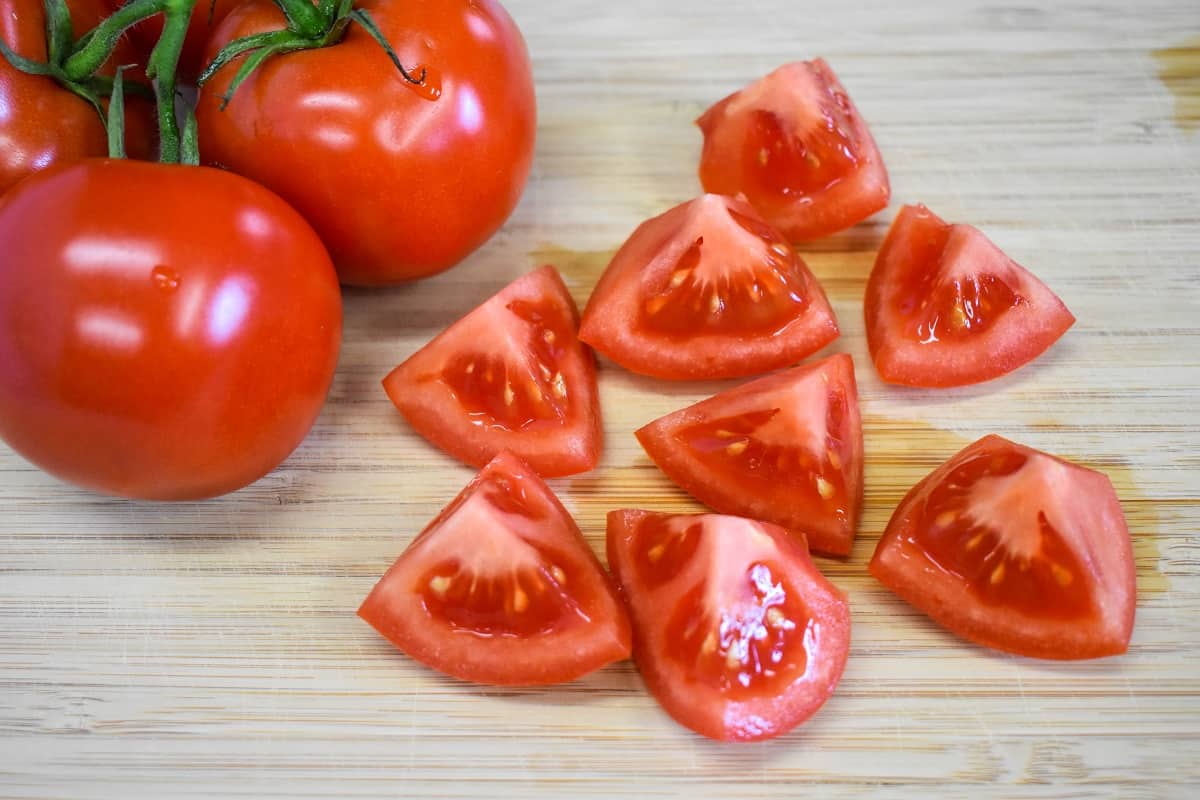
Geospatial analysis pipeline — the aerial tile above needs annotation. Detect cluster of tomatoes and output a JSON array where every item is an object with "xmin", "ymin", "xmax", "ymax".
[
  {"xmin": 0, "ymin": 2, "xmax": 1135, "ymax": 744},
  {"xmin": 0, "ymin": 0, "xmax": 534, "ymax": 496},
  {"xmin": 360, "ymin": 60, "xmax": 1136, "ymax": 742}
]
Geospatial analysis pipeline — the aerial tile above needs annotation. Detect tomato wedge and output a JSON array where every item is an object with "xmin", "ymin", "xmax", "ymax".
[
  {"xmin": 607, "ymin": 510, "xmax": 850, "ymax": 741},
  {"xmin": 383, "ymin": 266, "xmax": 601, "ymax": 477},
  {"xmin": 865, "ymin": 204, "xmax": 1076, "ymax": 388},
  {"xmin": 697, "ymin": 59, "xmax": 890, "ymax": 241},
  {"xmin": 869, "ymin": 435, "xmax": 1135, "ymax": 660},
  {"xmin": 636, "ymin": 354, "xmax": 862, "ymax": 556},
  {"xmin": 578, "ymin": 194, "xmax": 839, "ymax": 380},
  {"xmin": 358, "ymin": 451, "xmax": 632, "ymax": 685}
]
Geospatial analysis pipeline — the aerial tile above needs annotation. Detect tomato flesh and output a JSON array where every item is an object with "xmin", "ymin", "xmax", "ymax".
[
  {"xmin": 637, "ymin": 353, "xmax": 863, "ymax": 556},
  {"xmin": 383, "ymin": 266, "xmax": 602, "ymax": 477},
  {"xmin": 697, "ymin": 59, "xmax": 889, "ymax": 241},
  {"xmin": 865, "ymin": 204, "xmax": 1075, "ymax": 387},
  {"xmin": 359, "ymin": 452, "xmax": 632, "ymax": 686},
  {"xmin": 607, "ymin": 510, "xmax": 850, "ymax": 741},
  {"xmin": 869, "ymin": 435, "xmax": 1135, "ymax": 659},
  {"xmin": 580, "ymin": 194, "xmax": 839, "ymax": 380}
]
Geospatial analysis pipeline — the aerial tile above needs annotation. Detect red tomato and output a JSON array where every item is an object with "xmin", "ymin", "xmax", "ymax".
[
  {"xmin": 383, "ymin": 266, "xmax": 601, "ymax": 477},
  {"xmin": 0, "ymin": 0, "xmax": 155, "ymax": 195},
  {"xmin": 0, "ymin": 160, "xmax": 342, "ymax": 500},
  {"xmin": 196, "ymin": 0, "xmax": 536, "ymax": 285},
  {"xmin": 578, "ymin": 194, "xmax": 839, "ymax": 380},
  {"xmin": 636, "ymin": 353, "xmax": 863, "ymax": 556},
  {"xmin": 606, "ymin": 510, "xmax": 850, "ymax": 741},
  {"xmin": 359, "ymin": 451, "xmax": 632, "ymax": 686},
  {"xmin": 869, "ymin": 435, "xmax": 1135, "ymax": 660},
  {"xmin": 697, "ymin": 59, "xmax": 889, "ymax": 241},
  {"xmin": 865, "ymin": 204, "xmax": 1075, "ymax": 388},
  {"xmin": 105, "ymin": 0, "xmax": 242, "ymax": 82}
]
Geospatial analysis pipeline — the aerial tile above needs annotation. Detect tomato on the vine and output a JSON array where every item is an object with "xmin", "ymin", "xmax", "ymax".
[
  {"xmin": 196, "ymin": 0, "xmax": 536, "ymax": 285},
  {"xmin": 0, "ymin": 0, "xmax": 155, "ymax": 195},
  {"xmin": 0, "ymin": 159, "xmax": 342, "ymax": 500},
  {"xmin": 104, "ymin": 0, "xmax": 242, "ymax": 82}
]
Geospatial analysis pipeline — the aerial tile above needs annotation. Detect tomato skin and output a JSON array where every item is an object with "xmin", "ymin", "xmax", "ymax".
[
  {"xmin": 869, "ymin": 435, "xmax": 1135, "ymax": 660},
  {"xmin": 697, "ymin": 59, "xmax": 889, "ymax": 241},
  {"xmin": 636, "ymin": 353, "xmax": 863, "ymax": 556},
  {"xmin": 0, "ymin": 160, "xmax": 342, "ymax": 500},
  {"xmin": 383, "ymin": 266, "xmax": 602, "ymax": 477},
  {"xmin": 0, "ymin": 0, "xmax": 156, "ymax": 196},
  {"xmin": 607, "ymin": 510, "xmax": 850, "ymax": 742},
  {"xmin": 359, "ymin": 451, "xmax": 632, "ymax": 686},
  {"xmin": 579, "ymin": 194, "xmax": 840, "ymax": 380},
  {"xmin": 865, "ymin": 204, "xmax": 1075, "ymax": 388},
  {"xmin": 196, "ymin": 0, "xmax": 536, "ymax": 285},
  {"xmin": 105, "ymin": 0, "xmax": 242, "ymax": 82}
]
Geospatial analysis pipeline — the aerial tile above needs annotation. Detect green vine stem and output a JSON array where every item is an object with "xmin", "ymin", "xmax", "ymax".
[
  {"xmin": 197, "ymin": 0, "xmax": 428, "ymax": 108},
  {"xmin": 65, "ymin": 0, "xmax": 196, "ymax": 163}
]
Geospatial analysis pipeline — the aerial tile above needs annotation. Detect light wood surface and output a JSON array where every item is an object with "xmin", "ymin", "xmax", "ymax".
[{"xmin": 3, "ymin": 1, "xmax": 1199, "ymax": 797}]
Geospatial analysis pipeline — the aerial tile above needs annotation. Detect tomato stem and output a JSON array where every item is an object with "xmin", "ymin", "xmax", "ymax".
[
  {"xmin": 197, "ymin": 0, "xmax": 428, "ymax": 106},
  {"xmin": 107, "ymin": 65, "xmax": 128, "ymax": 159}
]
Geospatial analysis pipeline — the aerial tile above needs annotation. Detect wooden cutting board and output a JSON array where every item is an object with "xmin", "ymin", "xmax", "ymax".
[{"xmin": 2, "ymin": 1, "xmax": 1198, "ymax": 796}]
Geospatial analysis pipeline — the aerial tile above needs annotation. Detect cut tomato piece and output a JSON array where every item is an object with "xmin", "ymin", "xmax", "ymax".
[
  {"xmin": 869, "ymin": 435, "xmax": 1135, "ymax": 660},
  {"xmin": 636, "ymin": 354, "xmax": 862, "ymax": 556},
  {"xmin": 697, "ymin": 59, "xmax": 890, "ymax": 241},
  {"xmin": 358, "ymin": 451, "xmax": 632, "ymax": 685},
  {"xmin": 383, "ymin": 266, "xmax": 601, "ymax": 476},
  {"xmin": 579, "ymin": 194, "xmax": 839, "ymax": 380},
  {"xmin": 865, "ymin": 204, "xmax": 1076, "ymax": 388},
  {"xmin": 607, "ymin": 510, "xmax": 850, "ymax": 741}
]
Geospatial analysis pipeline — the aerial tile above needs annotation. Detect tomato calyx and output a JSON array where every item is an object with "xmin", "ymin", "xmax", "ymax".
[{"xmin": 196, "ymin": 0, "xmax": 434, "ymax": 109}]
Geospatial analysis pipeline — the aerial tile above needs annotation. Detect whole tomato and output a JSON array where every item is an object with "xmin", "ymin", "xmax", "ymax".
[
  {"xmin": 0, "ymin": 159, "xmax": 343, "ymax": 500},
  {"xmin": 103, "ymin": 0, "xmax": 243, "ymax": 82},
  {"xmin": 0, "ymin": 0, "xmax": 156, "ymax": 195},
  {"xmin": 196, "ymin": 0, "xmax": 536, "ymax": 285}
]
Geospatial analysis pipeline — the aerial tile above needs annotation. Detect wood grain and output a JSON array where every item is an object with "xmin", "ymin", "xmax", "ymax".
[{"xmin": 3, "ymin": 1, "xmax": 1199, "ymax": 797}]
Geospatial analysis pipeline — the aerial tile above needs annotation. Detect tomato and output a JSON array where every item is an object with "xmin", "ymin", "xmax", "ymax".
[
  {"xmin": 869, "ymin": 435, "xmax": 1135, "ymax": 660},
  {"xmin": 865, "ymin": 204, "xmax": 1075, "ymax": 388},
  {"xmin": 606, "ymin": 510, "xmax": 850, "ymax": 741},
  {"xmin": 196, "ymin": 0, "xmax": 536, "ymax": 285},
  {"xmin": 697, "ymin": 59, "xmax": 889, "ymax": 241},
  {"xmin": 578, "ymin": 194, "xmax": 839, "ymax": 380},
  {"xmin": 0, "ymin": 0, "xmax": 155, "ymax": 195},
  {"xmin": 636, "ymin": 354, "xmax": 862, "ymax": 557},
  {"xmin": 383, "ymin": 266, "xmax": 601, "ymax": 477},
  {"xmin": 0, "ymin": 159, "xmax": 342, "ymax": 500},
  {"xmin": 106, "ymin": 0, "xmax": 242, "ymax": 82},
  {"xmin": 359, "ymin": 451, "xmax": 632, "ymax": 686}
]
